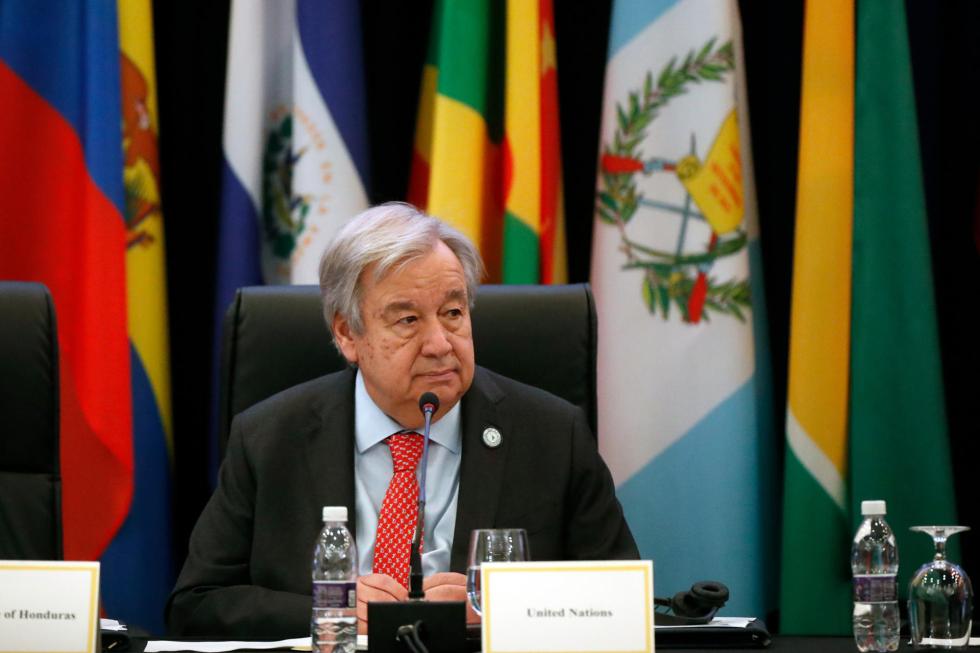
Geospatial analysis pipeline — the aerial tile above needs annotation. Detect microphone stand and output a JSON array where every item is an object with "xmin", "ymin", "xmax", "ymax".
[{"xmin": 407, "ymin": 402, "xmax": 432, "ymax": 601}]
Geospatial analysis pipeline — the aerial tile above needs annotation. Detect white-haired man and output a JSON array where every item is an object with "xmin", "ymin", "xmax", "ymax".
[{"xmin": 167, "ymin": 203, "xmax": 637, "ymax": 638}]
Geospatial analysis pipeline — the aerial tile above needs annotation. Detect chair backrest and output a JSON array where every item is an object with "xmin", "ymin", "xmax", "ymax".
[
  {"xmin": 0, "ymin": 281, "xmax": 62, "ymax": 559},
  {"xmin": 219, "ymin": 284, "xmax": 597, "ymax": 454}
]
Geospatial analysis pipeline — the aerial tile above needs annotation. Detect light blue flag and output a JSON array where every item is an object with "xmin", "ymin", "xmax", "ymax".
[{"xmin": 591, "ymin": 0, "xmax": 776, "ymax": 618}]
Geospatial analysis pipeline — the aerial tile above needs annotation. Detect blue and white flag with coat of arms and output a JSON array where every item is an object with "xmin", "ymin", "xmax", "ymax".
[
  {"xmin": 216, "ymin": 0, "xmax": 369, "ymax": 303},
  {"xmin": 212, "ymin": 0, "xmax": 369, "ymax": 481},
  {"xmin": 591, "ymin": 0, "xmax": 776, "ymax": 618}
]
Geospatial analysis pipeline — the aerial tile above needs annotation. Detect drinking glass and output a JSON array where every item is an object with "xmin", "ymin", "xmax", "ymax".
[
  {"xmin": 466, "ymin": 528, "xmax": 529, "ymax": 616},
  {"xmin": 908, "ymin": 526, "xmax": 973, "ymax": 648}
]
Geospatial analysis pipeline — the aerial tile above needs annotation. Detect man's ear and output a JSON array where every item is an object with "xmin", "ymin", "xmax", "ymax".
[{"xmin": 332, "ymin": 313, "xmax": 359, "ymax": 365}]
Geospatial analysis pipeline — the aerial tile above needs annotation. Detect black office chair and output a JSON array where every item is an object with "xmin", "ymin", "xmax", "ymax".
[
  {"xmin": 219, "ymin": 284, "xmax": 598, "ymax": 455},
  {"xmin": 0, "ymin": 281, "xmax": 63, "ymax": 559}
]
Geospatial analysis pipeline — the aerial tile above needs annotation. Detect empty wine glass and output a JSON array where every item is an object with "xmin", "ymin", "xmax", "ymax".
[
  {"xmin": 466, "ymin": 529, "xmax": 529, "ymax": 616},
  {"xmin": 908, "ymin": 526, "xmax": 973, "ymax": 648}
]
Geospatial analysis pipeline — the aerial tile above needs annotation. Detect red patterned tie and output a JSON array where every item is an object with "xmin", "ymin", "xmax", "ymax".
[{"xmin": 372, "ymin": 431, "xmax": 424, "ymax": 588}]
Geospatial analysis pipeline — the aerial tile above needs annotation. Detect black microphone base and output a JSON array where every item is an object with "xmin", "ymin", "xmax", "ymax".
[{"xmin": 367, "ymin": 601, "xmax": 466, "ymax": 653}]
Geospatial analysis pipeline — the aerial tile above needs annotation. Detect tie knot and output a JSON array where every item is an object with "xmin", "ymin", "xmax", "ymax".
[{"xmin": 386, "ymin": 432, "xmax": 424, "ymax": 473}]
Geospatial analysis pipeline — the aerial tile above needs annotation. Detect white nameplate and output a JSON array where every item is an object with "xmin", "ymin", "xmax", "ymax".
[
  {"xmin": 481, "ymin": 560, "xmax": 654, "ymax": 653},
  {"xmin": 0, "ymin": 560, "xmax": 100, "ymax": 653}
]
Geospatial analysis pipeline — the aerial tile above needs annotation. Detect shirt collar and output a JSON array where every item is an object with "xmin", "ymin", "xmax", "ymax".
[{"xmin": 354, "ymin": 370, "xmax": 462, "ymax": 454}]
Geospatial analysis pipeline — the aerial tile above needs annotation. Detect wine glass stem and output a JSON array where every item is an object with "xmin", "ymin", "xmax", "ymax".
[{"xmin": 934, "ymin": 535, "xmax": 947, "ymax": 561}]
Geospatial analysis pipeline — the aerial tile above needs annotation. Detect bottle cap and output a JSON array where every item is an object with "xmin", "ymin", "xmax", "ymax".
[
  {"xmin": 861, "ymin": 500, "xmax": 886, "ymax": 516},
  {"xmin": 322, "ymin": 506, "xmax": 348, "ymax": 522}
]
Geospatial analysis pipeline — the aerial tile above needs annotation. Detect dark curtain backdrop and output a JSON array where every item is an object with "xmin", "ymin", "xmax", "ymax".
[{"xmin": 154, "ymin": 0, "xmax": 980, "ymax": 624}]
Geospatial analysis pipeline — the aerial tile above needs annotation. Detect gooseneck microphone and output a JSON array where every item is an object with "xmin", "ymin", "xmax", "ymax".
[
  {"xmin": 370, "ymin": 392, "xmax": 464, "ymax": 652},
  {"xmin": 408, "ymin": 392, "xmax": 439, "ymax": 600}
]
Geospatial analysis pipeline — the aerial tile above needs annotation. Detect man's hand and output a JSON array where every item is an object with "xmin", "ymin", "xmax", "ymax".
[
  {"xmin": 423, "ymin": 572, "xmax": 481, "ymax": 624},
  {"xmin": 356, "ymin": 572, "xmax": 480, "ymax": 635},
  {"xmin": 356, "ymin": 573, "xmax": 408, "ymax": 635}
]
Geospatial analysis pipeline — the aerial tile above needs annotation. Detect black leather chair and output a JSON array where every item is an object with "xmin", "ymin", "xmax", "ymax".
[
  {"xmin": 219, "ymin": 284, "xmax": 597, "ymax": 455},
  {"xmin": 0, "ymin": 281, "xmax": 63, "ymax": 559}
]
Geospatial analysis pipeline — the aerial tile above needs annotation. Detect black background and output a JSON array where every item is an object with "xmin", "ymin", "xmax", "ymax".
[{"xmin": 152, "ymin": 0, "xmax": 980, "ymax": 627}]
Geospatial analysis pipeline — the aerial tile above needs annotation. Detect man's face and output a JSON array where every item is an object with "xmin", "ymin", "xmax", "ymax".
[{"xmin": 332, "ymin": 240, "xmax": 476, "ymax": 427}]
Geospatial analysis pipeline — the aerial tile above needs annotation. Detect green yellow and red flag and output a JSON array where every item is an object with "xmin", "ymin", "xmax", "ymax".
[{"xmin": 408, "ymin": 0, "xmax": 566, "ymax": 283}]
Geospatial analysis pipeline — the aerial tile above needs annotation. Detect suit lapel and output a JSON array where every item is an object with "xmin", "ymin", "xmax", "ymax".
[
  {"xmin": 450, "ymin": 368, "xmax": 510, "ymax": 570},
  {"xmin": 305, "ymin": 368, "xmax": 358, "ymax": 535}
]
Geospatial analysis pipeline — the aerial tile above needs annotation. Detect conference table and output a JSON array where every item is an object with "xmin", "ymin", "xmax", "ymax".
[{"xmin": 125, "ymin": 635, "xmax": 902, "ymax": 651}]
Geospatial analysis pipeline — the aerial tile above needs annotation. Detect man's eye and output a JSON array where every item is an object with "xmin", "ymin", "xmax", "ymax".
[
  {"xmin": 397, "ymin": 315, "xmax": 417, "ymax": 325},
  {"xmin": 445, "ymin": 308, "xmax": 463, "ymax": 318}
]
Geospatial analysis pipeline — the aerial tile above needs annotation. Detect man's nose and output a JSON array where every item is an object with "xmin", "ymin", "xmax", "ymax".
[{"xmin": 419, "ymin": 318, "xmax": 453, "ymax": 356}]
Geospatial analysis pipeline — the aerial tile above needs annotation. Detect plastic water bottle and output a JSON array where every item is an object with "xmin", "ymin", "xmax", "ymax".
[
  {"xmin": 312, "ymin": 506, "xmax": 358, "ymax": 653},
  {"xmin": 851, "ymin": 499, "xmax": 900, "ymax": 652}
]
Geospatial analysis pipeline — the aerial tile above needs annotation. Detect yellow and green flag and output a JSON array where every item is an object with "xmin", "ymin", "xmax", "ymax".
[
  {"xmin": 780, "ymin": 0, "xmax": 957, "ymax": 634},
  {"xmin": 780, "ymin": 0, "xmax": 854, "ymax": 633},
  {"xmin": 408, "ymin": 0, "xmax": 566, "ymax": 283}
]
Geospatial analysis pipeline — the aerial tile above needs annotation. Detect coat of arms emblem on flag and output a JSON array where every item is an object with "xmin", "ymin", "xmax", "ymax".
[
  {"xmin": 261, "ymin": 110, "xmax": 313, "ymax": 264},
  {"xmin": 596, "ymin": 38, "xmax": 750, "ymax": 324}
]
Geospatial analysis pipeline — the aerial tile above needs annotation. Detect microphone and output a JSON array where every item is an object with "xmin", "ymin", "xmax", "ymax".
[
  {"xmin": 369, "ymin": 392, "xmax": 464, "ymax": 651},
  {"xmin": 408, "ymin": 392, "xmax": 439, "ymax": 600}
]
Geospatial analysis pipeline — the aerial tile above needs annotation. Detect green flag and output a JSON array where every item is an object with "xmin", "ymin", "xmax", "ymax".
[
  {"xmin": 780, "ymin": 0, "xmax": 959, "ymax": 635},
  {"xmin": 850, "ymin": 0, "xmax": 958, "ymax": 594}
]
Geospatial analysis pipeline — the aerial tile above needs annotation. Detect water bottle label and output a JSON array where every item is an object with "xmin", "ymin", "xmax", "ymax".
[
  {"xmin": 853, "ymin": 574, "xmax": 897, "ymax": 602},
  {"xmin": 313, "ymin": 581, "xmax": 356, "ymax": 609}
]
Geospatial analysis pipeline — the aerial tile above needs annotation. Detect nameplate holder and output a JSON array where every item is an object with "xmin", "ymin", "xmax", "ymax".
[
  {"xmin": 367, "ymin": 600, "xmax": 466, "ymax": 653},
  {"xmin": 481, "ymin": 560, "xmax": 654, "ymax": 653},
  {"xmin": 0, "ymin": 560, "xmax": 100, "ymax": 653}
]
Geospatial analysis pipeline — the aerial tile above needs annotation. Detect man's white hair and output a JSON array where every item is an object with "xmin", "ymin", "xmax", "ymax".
[{"xmin": 318, "ymin": 202, "xmax": 484, "ymax": 349}]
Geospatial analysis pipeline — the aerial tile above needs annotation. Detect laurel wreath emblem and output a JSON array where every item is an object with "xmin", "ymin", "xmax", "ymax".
[{"xmin": 596, "ymin": 38, "xmax": 751, "ymax": 323}]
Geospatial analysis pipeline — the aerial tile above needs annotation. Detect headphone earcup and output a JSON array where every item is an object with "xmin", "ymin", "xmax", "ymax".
[
  {"xmin": 670, "ymin": 590, "xmax": 709, "ymax": 618},
  {"xmin": 670, "ymin": 581, "xmax": 730, "ymax": 618},
  {"xmin": 690, "ymin": 580, "xmax": 729, "ymax": 608}
]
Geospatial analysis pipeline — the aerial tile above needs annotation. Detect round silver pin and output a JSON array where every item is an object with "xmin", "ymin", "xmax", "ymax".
[{"xmin": 482, "ymin": 427, "xmax": 502, "ymax": 448}]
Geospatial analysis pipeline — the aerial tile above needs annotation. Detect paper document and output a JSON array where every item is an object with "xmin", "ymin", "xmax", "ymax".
[
  {"xmin": 655, "ymin": 616, "xmax": 755, "ymax": 629},
  {"xmin": 144, "ymin": 637, "xmax": 310, "ymax": 652}
]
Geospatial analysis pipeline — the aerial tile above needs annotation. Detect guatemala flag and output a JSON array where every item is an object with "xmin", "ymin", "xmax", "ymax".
[{"xmin": 591, "ymin": 0, "xmax": 776, "ymax": 617}]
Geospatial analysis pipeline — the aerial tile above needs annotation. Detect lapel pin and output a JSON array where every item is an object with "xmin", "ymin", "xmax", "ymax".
[{"xmin": 482, "ymin": 427, "xmax": 502, "ymax": 448}]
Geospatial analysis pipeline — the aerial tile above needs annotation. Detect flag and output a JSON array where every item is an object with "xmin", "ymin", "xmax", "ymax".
[
  {"xmin": 779, "ymin": 0, "xmax": 854, "ymax": 633},
  {"xmin": 502, "ymin": 0, "xmax": 566, "ymax": 283},
  {"xmin": 0, "ymin": 0, "xmax": 133, "ymax": 576},
  {"xmin": 98, "ymin": 0, "xmax": 174, "ymax": 634},
  {"xmin": 780, "ymin": 0, "xmax": 959, "ymax": 634},
  {"xmin": 850, "ymin": 0, "xmax": 957, "ymax": 619},
  {"xmin": 591, "ymin": 0, "xmax": 774, "ymax": 617},
  {"xmin": 216, "ymin": 0, "xmax": 370, "ymax": 310},
  {"xmin": 408, "ymin": 0, "xmax": 567, "ymax": 283},
  {"xmin": 407, "ymin": 0, "xmax": 505, "ymax": 279},
  {"xmin": 214, "ymin": 0, "xmax": 370, "ymax": 478}
]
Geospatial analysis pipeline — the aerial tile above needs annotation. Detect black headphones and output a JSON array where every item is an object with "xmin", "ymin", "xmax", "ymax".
[{"xmin": 653, "ymin": 580, "xmax": 730, "ymax": 625}]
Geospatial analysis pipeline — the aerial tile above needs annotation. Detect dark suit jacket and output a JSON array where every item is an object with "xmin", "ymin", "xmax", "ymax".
[{"xmin": 166, "ymin": 366, "xmax": 637, "ymax": 638}]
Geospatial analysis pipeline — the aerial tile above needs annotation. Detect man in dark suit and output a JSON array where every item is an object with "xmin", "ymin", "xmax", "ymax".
[{"xmin": 166, "ymin": 203, "xmax": 637, "ymax": 639}]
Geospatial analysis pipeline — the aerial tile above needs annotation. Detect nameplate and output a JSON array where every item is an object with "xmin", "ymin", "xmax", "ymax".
[
  {"xmin": 481, "ymin": 560, "xmax": 654, "ymax": 653},
  {"xmin": 0, "ymin": 560, "xmax": 100, "ymax": 653}
]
